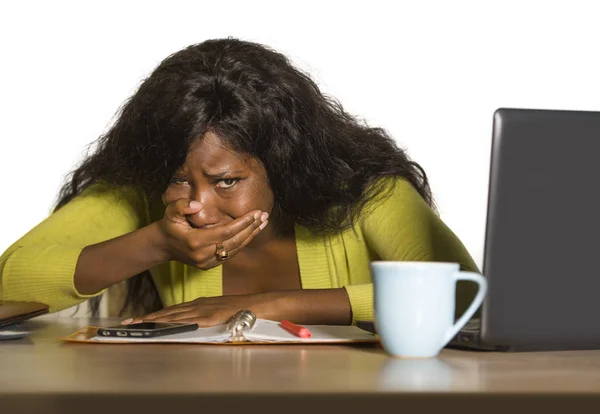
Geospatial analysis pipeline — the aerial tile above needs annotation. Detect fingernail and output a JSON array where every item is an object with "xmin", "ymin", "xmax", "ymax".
[
  {"xmin": 261, "ymin": 212, "xmax": 269, "ymax": 222},
  {"xmin": 121, "ymin": 318, "xmax": 133, "ymax": 325},
  {"xmin": 189, "ymin": 200, "xmax": 202, "ymax": 209},
  {"xmin": 253, "ymin": 211, "xmax": 261, "ymax": 220},
  {"xmin": 259, "ymin": 220, "xmax": 268, "ymax": 230}
]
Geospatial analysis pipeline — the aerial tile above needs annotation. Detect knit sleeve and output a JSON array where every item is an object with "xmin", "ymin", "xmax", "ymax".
[
  {"xmin": 0, "ymin": 185, "xmax": 148, "ymax": 312},
  {"xmin": 344, "ymin": 283, "xmax": 374, "ymax": 323}
]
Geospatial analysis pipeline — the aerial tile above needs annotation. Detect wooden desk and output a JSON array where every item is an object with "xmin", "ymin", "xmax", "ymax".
[{"xmin": 1, "ymin": 317, "xmax": 600, "ymax": 413}]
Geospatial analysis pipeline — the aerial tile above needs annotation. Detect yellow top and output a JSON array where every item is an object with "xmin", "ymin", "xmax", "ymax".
[{"xmin": 0, "ymin": 178, "xmax": 479, "ymax": 322}]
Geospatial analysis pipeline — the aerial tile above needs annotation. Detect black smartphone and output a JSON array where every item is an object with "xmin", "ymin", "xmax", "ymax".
[{"xmin": 97, "ymin": 322, "xmax": 199, "ymax": 338}]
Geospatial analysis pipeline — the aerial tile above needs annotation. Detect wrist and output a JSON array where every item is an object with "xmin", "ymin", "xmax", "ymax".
[
  {"xmin": 247, "ymin": 288, "xmax": 352, "ymax": 325},
  {"xmin": 246, "ymin": 291, "xmax": 283, "ymax": 321},
  {"xmin": 144, "ymin": 222, "xmax": 172, "ymax": 263}
]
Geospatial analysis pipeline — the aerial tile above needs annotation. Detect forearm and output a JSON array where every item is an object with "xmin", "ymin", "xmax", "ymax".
[
  {"xmin": 254, "ymin": 288, "xmax": 353, "ymax": 325},
  {"xmin": 74, "ymin": 222, "xmax": 169, "ymax": 295},
  {"xmin": 1, "ymin": 244, "xmax": 97, "ymax": 312}
]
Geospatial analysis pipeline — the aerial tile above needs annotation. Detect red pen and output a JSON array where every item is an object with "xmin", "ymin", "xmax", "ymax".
[{"xmin": 280, "ymin": 320, "xmax": 312, "ymax": 338}]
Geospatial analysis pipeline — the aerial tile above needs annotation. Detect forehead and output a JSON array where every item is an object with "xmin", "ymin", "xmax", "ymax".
[{"xmin": 183, "ymin": 132, "xmax": 254, "ymax": 172}]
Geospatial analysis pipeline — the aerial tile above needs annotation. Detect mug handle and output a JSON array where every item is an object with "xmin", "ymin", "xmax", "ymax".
[{"xmin": 442, "ymin": 271, "xmax": 488, "ymax": 346}]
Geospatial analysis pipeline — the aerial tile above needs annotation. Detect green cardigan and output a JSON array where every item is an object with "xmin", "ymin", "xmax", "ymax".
[{"xmin": 0, "ymin": 178, "xmax": 479, "ymax": 322}]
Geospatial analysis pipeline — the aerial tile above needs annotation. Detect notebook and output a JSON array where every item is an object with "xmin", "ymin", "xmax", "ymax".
[{"xmin": 62, "ymin": 310, "xmax": 378, "ymax": 345}]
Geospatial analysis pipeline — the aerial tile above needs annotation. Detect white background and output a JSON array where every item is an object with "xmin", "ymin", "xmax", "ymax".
[{"xmin": 1, "ymin": 0, "xmax": 599, "ymax": 270}]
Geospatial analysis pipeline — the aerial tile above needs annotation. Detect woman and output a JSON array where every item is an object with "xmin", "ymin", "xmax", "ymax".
[{"xmin": 0, "ymin": 38, "xmax": 478, "ymax": 326}]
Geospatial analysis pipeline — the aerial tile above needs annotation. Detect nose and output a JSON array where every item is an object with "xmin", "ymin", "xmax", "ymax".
[{"xmin": 186, "ymin": 187, "xmax": 220, "ymax": 228}]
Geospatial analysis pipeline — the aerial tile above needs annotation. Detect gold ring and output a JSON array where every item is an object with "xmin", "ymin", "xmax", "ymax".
[{"xmin": 215, "ymin": 244, "xmax": 229, "ymax": 261}]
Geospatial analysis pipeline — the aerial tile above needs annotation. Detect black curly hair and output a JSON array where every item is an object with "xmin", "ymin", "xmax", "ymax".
[{"xmin": 56, "ymin": 37, "xmax": 434, "ymax": 316}]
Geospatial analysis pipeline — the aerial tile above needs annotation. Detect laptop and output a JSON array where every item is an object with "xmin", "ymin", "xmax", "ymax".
[{"xmin": 449, "ymin": 107, "xmax": 600, "ymax": 351}]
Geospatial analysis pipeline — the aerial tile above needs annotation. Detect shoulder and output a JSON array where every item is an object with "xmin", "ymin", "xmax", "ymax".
[
  {"xmin": 53, "ymin": 182, "xmax": 150, "ymax": 225},
  {"xmin": 357, "ymin": 176, "xmax": 444, "ymax": 257},
  {"xmin": 357, "ymin": 177, "xmax": 479, "ymax": 272},
  {"xmin": 66, "ymin": 182, "xmax": 147, "ymax": 209},
  {"xmin": 360, "ymin": 177, "xmax": 434, "ymax": 228},
  {"xmin": 78, "ymin": 182, "xmax": 147, "ymax": 203}
]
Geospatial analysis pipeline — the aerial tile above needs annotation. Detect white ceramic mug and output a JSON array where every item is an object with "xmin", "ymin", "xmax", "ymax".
[{"xmin": 371, "ymin": 261, "xmax": 487, "ymax": 358}]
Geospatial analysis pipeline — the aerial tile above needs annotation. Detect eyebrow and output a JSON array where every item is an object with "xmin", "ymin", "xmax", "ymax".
[{"xmin": 204, "ymin": 170, "xmax": 246, "ymax": 179}]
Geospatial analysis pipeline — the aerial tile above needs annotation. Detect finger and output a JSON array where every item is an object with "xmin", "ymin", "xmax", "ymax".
[
  {"xmin": 166, "ymin": 317, "xmax": 219, "ymax": 328},
  {"xmin": 142, "ymin": 311, "xmax": 196, "ymax": 323},
  {"xmin": 126, "ymin": 314, "xmax": 185, "ymax": 324},
  {"xmin": 153, "ymin": 315, "xmax": 224, "ymax": 328},
  {"xmin": 193, "ymin": 210, "xmax": 264, "ymax": 244},
  {"xmin": 142, "ymin": 308, "xmax": 193, "ymax": 321},
  {"xmin": 165, "ymin": 198, "xmax": 204, "ymax": 221},
  {"xmin": 218, "ymin": 212, "xmax": 268, "ymax": 252},
  {"xmin": 200, "ymin": 217, "xmax": 268, "ymax": 266},
  {"xmin": 222, "ymin": 218, "xmax": 269, "ymax": 256},
  {"xmin": 126, "ymin": 318, "xmax": 143, "ymax": 324},
  {"xmin": 131, "ymin": 304, "xmax": 194, "ymax": 323}
]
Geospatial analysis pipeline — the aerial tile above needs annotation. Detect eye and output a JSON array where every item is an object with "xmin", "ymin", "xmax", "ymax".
[
  {"xmin": 216, "ymin": 178, "xmax": 239, "ymax": 189},
  {"xmin": 170, "ymin": 177, "xmax": 189, "ymax": 185}
]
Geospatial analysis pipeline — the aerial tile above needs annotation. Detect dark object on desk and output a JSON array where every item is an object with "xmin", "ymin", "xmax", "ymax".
[
  {"xmin": 448, "ymin": 108, "xmax": 600, "ymax": 352},
  {"xmin": 97, "ymin": 322, "xmax": 199, "ymax": 338},
  {"xmin": 356, "ymin": 320, "xmax": 376, "ymax": 334},
  {"xmin": 0, "ymin": 301, "xmax": 49, "ymax": 329}
]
